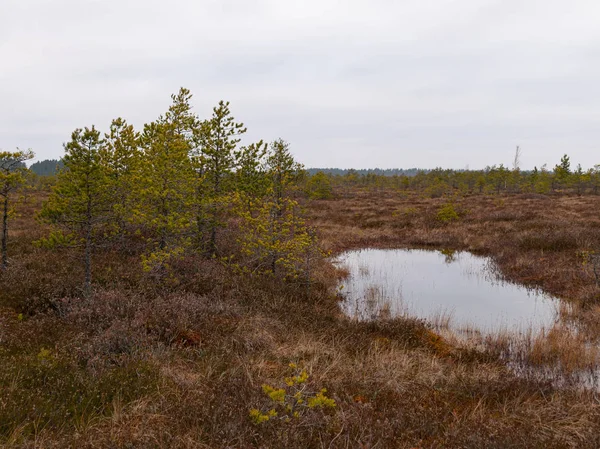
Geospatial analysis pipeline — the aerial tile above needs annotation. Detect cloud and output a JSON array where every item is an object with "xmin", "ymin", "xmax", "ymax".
[{"xmin": 1, "ymin": 0, "xmax": 600, "ymax": 169}]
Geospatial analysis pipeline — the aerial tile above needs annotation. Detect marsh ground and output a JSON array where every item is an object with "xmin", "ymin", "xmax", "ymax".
[{"xmin": 1, "ymin": 189, "xmax": 600, "ymax": 448}]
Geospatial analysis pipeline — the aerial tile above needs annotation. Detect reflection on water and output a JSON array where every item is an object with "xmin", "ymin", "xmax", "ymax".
[{"xmin": 337, "ymin": 248, "xmax": 560, "ymax": 334}]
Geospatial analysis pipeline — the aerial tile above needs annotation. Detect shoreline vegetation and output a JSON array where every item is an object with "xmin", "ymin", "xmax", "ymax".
[{"xmin": 3, "ymin": 91, "xmax": 600, "ymax": 447}]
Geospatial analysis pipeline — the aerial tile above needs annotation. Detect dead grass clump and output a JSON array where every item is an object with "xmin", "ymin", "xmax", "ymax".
[
  {"xmin": 517, "ymin": 193, "xmax": 551, "ymax": 201},
  {"xmin": 359, "ymin": 217, "xmax": 387, "ymax": 229},
  {"xmin": 529, "ymin": 325, "xmax": 599, "ymax": 374},
  {"xmin": 577, "ymin": 303, "xmax": 600, "ymax": 336},
  {"xmin": 578, "ymin": 285, "xmax": 600, "ymax": 307},
  {"xmin": 489, "ymin": 208, "xmax": 539, "ymax": 222},
  {"xmin": 231, "ymin": 315, "xmax": 281, "ymax": 352},
  {"xmin": 517, "ymin": 229, "xmax": 580, "ymax": 251}
]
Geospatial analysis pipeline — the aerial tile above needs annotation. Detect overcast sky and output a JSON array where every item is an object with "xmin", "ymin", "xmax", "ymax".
[{"xmin": 2, "ymin": 0, "xmax": 600, "ymax": 169}]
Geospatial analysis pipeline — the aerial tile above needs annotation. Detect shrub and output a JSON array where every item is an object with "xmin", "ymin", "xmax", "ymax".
[
  {"xmin": 424, "ymin": 180, "xmax": 449, "ymax": 198},
  {"xmin": 232, "ymin": 193, "xmax": 323, "ymax": 280},
  {"xmin": 249, "ymin": 363, "xmax": 336, "ymax": 425},
  {"xmin": 306, "ymin": 172, "xmax": 333, "ymax": 200},
  {"xmin": 0, "ymin": 249, "xmax": 81, "ymax": 314},
  {"xmin": 436, "ymin": 203, "xmax": 460, "ymax": 223}
]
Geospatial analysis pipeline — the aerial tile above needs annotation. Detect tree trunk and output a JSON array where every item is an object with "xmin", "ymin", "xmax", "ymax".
[
  {"xmin": 84, "ymin": 197, "xmax": 92, "ymax": 297},
  {"xmin": 84, "ymin": 223, "xmax": 92, "ymax": 297},
  {"xmin": 210, "ymin": 216, "xmax": 217, "ymax": 257},
  {"xmin": 195, "ymin": 180, "xmax": 206, "ymax": 251},
  {"xmin": 196, "ymin": 214, "xmax": 204, "ymax": 249},
  {"xmin": 1, "ymin": 195, "xmax": 8, "ymax": 270},
  {"xmin": 206, "ymin": 154, "xmax": 221, "ymax": 258}
]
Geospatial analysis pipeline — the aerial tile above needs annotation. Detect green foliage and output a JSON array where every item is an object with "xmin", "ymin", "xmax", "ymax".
[
  {"xmin": 133, "ymin": 90, "xmax": 198, "ymax": 270},
  {"xmin": 235, "ymin": 140, "xmax": 269, "ymax": 200},
  {"xmin": 533, "ymin": 165, "xmax": 552, "ymax": 194},
  {"xmin": 39, "ymin": 127, "xmax": 114, "ymax": 295},
  {"xmin": 572, "ymin": 163, "xmax": 589, "ymax": 195},
  {"xmin": 141, "ymin": 244, "xmax": 187, "ymax": 275},
  {"xmin": 249, "ymin": 408, "xmax": 278, "ymax": 424},
  {"xmin": 486, "ymin": 164, "xmax": 510, "ymax": 194},
  {"xmin": 307, "ymin": 389, "xmax": 337, "ymax": 409},
  {"xmin": 436, "ymin": 203, "xmax": 460, "ymax": 223},
  {"xmin": 29, "ymin": 159, "xmax": 63, "ymax": 176},
  {"xmin": 0, "ymin": 350, "xmax": 158, "ymax": 440},
  {"xmin": 34, "ymin": 89, "xmax": 324, "ymax": 290},
  {"xmin": 265, "ymin": 139, "xmax": 303, "ymax": 203},
  {"xmin": 34, "ymin": 230, "xmax": 78, "ymax": 249},
  {"xmin": 591, "ymin": 165, "xmax": 600, "ymax": 194},
  {"xmin": 308, "ymin": 158, "xmax": 600, "ymax": 197},
  {"xmin": 101, "ymin": 117, "xmax": 141, "ymax": 234},
  {"xmin": 232, "ymin": 192, "xmax": 319, "ymax": 279},
  {"xmin": 1, "ymin": 148, "xmax": 34, "ymax": 269},
  {"xmin": 553, "ymin": 154, "xmax": 572, "ymax": 190},
  {"xmin": 229, "ymin": 138, "xmax": 317, "ymax": 280},
  {"xmin": 195, "ymin": 100, "xmax": 247, "ymax": 256},
  {"xmin": 556, "ymin": 154, "xmax": 571, "ymax": 175},
  {"xmin": 392, "ymin": 206, "xmax": 418, "ymax": 218},
  {"xmin": 440, "ymin": 248, "xmax": 457, "ymax": 263},
  {"xmin": 197, "ymin": 100, "xmax": 246, "ymax": 197},
  {"xmin": 306, "ymin": 171, "xmax": 333, "ymax": 199},
  {"xmin": 424, "ymin": 179, "xmax": 450, "ymax": 198},
  {"xmin": 391, "ymin": 206, "xmax": 418, "ymax": 228},
  {"xmin": 250, "ymin": 363, "xmax": 336, "ymax": 425}
]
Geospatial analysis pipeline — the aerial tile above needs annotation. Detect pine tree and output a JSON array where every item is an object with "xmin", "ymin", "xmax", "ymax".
[
  {"xmin": 554, "ymin": 154, "xmax": 572, "ymax": 190},
  {"xmin": 265, "ymin": 139, "xmax": 303, "ymax": 210},
  {"xmin": 234, "ymin": 193, "xmax": 315, "ymax": 279},
  {"xmin": 535, "ymin": 164, "xmax": 552, "ymax": 194},
  {"xmin": 133, "ymin": 90, "xmax": 198, "ymax": 271},
  {"xmin": 233, "ymin": 140, "xmax": 318, "ymax": 279},
  {"xmin": 100, "ymin": 117, "xmax": 141, "ymax": 242},
  {"xmin": 265, "ymin": 139, "xmax": 305, "ymax": 273},
  {"xmin": 0, "ymin": 149, "xmax": 34, "ymax": 269},
  {"xmin": 235, "ymin": 140, "xmax": 269, "ymax": 205},
  {"xmin": 591, "ymin": 165, "xmax": 600, "ymax": 195},
  {"xmin": 487, "ymin": 164, "xmax": 510, "ymax": 194},
  {"xmin": 573, "ymin": 164, "xmax": 588, "ymax": 195},
  {"xmin": 196, "ymin": 100, "xmax": 246, "ymax": 256},
  {"xmin": 39, "ymin": 127, "xmax": 112, "ymax": 296},
  {"xmin": 306, "ymin": 171, "xmax": 333, "ymax": 199}
]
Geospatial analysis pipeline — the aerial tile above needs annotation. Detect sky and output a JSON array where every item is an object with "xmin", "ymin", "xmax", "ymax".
[{"xmin": 1, "ymin": 0, "xmax": 600, "ymax": 170}]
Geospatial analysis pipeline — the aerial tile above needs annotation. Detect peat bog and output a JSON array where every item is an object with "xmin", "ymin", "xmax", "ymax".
[{"xmin": 2, "ymin": 187, "xmax": 600, "ymax": 447}]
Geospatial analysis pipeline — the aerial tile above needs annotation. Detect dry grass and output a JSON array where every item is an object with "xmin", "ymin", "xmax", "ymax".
[
  {"xmin": 308, "ymin": 190, "xmax": 600, "ymax": 305},
  {"xmin": 308, "ymin": 189, "xmax": 600, "ymax": 386},
  {"xmin": 1, "ymin": 189, "xmax": 600, "ymax": 447}
]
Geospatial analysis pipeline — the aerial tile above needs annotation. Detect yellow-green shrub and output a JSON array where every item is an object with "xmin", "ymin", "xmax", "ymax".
[{"xmin": 249, "ymin": 363, "xmax": 336, "ymax": 425}]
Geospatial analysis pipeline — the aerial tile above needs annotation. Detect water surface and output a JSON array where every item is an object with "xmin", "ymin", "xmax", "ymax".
[{"xmin": 338, "ymin": 249, "xmax": 559, "ymax": 334}]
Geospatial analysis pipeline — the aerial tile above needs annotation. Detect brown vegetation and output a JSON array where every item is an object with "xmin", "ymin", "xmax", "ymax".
[
  {"xmin": 2, "ymin": 189, "xmax": 600, "ymax": 448},
  {"xmin": 309, "ymin": 190, "xmax": 600, "ymax": 303}
]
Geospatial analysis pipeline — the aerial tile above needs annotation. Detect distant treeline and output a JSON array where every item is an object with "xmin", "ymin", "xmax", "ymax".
[
  {"xmin": 26, "ymin": 155, "xmax": 600, "ymax": 197},
  {"xmin": 30, "ymin": 162, "xmax": 423, "ymax": 178},
  {"xmin": 307, "ymin": 168, "xmax": 426, "ymax": 177},
  {"xmin": 29, "ymin": 159, "xmax": 63, "ymax": 176},
  {"xmin": 307, "ymin": 155, "xmax": 600, "ymax": 197}
]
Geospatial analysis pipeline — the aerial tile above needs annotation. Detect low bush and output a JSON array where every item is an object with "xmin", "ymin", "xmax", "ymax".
[{"xmin": 436, "ymin": 203, "xmax": 460, "ymax": 224}]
